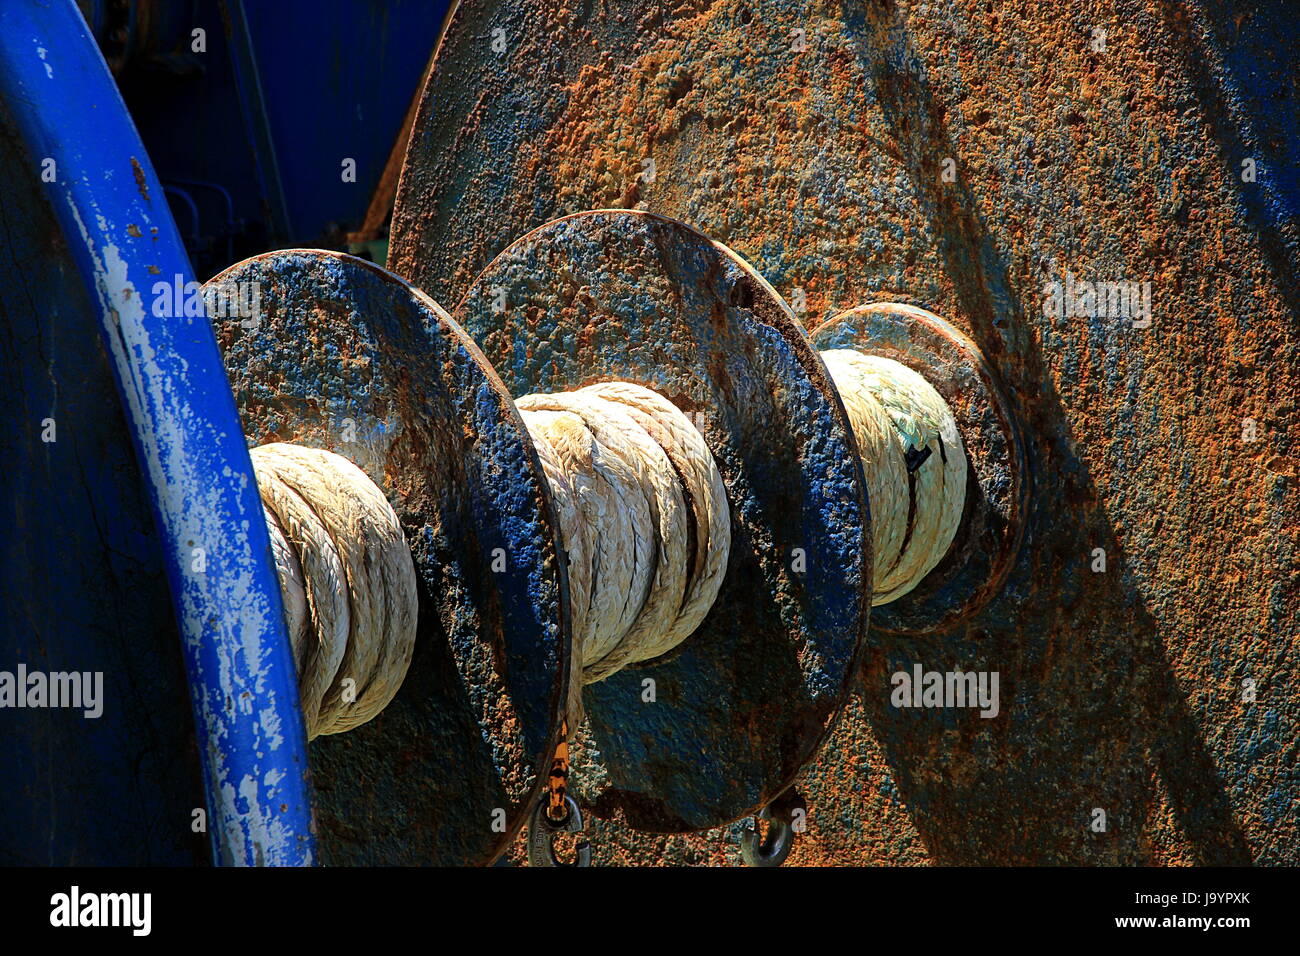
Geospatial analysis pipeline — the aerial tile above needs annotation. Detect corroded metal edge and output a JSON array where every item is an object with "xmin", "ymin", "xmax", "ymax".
[
  {"xmin": 813, "ymin": 301, "xmax": 1028, "ymax": 635},
  {"xmin": 208, "ymin": 249, "xmax": 570, "ymax": 864}
]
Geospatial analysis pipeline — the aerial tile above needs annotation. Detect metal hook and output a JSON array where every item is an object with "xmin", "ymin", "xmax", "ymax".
[
  {"xmin": 527, "ymin": 793, "xmax": 592, "ymax": 867},
  {"xmin": 740, "ymin": 806, "xmax": 795, "ymax": 867}
]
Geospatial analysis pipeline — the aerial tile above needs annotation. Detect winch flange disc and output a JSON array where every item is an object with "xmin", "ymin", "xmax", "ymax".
[
  {"xmin": 210, "ymin": 249, "xmax": 570, "ymax": 865},
  {"xmin": 450, "ymin": 210, "xmax": 870, "ymax": 832}
]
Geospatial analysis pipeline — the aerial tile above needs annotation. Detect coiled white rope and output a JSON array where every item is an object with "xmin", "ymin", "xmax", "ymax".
[
  {"xmin": 518, "ymin": 383, "xmax": 730, "ymax": 719},
  {"xmin": 519, "ymin": 358, "xmax": 962, "ymax": 712},
  {"xmin": 249, "ymin": 355, "xmax": 961, "ymax": 738},
  {"xmin": 819, "ymin": 352, "xmax": 967, "ymax": 605},
  {"xmin": 252, "ymin": 443, "xmax": 419, "ymax": 740}
]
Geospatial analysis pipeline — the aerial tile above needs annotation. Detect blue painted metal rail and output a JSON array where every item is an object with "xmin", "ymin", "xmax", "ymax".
[{"xmin": 0, "ymin": 0, "xmax": 313, "ymax": 865}]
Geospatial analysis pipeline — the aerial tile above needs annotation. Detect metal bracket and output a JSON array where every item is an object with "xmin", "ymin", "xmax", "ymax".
[{"xmin": 527, "ymin": 794, "xmax": 592, "ymax": 868}]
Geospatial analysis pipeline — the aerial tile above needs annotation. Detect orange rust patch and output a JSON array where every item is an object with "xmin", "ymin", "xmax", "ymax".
[{"xmin": 130, "ymin": 157, "xmax": 150, "ymax": 202}]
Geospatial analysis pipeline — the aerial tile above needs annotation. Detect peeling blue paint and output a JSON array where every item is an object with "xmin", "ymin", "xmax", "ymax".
[{"xmin": 0, "ymin": 0, "xmax": 313, "ymax": 866}]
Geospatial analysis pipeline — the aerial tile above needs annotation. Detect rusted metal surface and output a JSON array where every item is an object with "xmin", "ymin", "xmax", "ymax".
[
  {"xmin": 814, "ymin": 301, "xmax": 1027, "ymax": 635},
  {"xmin": 211, "ymin": 250, "xmax": 569, "ymax": 865},
  {"xmin": 393, "ymin": 1, "xmax": 1299, "ymax": 865},
  {"xmin": 451, "ymin": 210, "xmax": 870, "ymax": 832}
]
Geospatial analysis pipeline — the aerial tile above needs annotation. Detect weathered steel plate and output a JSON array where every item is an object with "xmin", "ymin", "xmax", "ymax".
[
  {"xmin": 210, "ymin": 250, "xmax": 569, "ymax": 865},
  {"xmin": 449, "ymin": 209, "xmax": 869, "ymax": 831},
  {"xmin": 813, "ymin": 301, "xmax": 1027, "ymax": 634},
  {"xmin": 389, "ymin": 1, "xmax": 1298, "ymax": 865}
]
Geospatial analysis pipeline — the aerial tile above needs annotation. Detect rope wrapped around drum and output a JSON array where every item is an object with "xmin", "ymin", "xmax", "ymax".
[
  {"xmin": 252, "ymin": 443, "xmax": 419, "ymax": 740},
  {"xmin": 820, "ymin": 351, "xmax": 968, "ymax": 606},
  {"xmin": 248, "ymin": 355, "xmax": 964, "ymax": 740},
  {"xmin": 210, "ymin": 234, "xmax": 1012, "ymax": 864},
  {"xmin": 519, "ymin": 359, "xmax": 965, "ymax": 723},
  {"xmin": 517, "ymin": 383, "xmax": 731, "ymax": 721}
]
